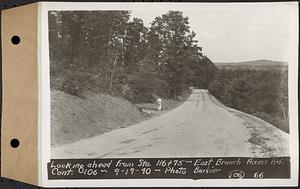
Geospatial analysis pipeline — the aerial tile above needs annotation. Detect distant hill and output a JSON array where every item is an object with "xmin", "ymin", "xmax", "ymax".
[{"xmin": 215, "ymin": 60, "xmax": 288, "ymax": 71}]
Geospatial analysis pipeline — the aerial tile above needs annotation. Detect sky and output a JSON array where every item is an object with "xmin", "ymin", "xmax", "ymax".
[{"xmin": 130, "ymin": 3, "xmax": 298, "ymax": 63}]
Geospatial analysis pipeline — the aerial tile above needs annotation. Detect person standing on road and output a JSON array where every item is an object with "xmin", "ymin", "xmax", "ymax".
[{"xmin": 157, "ymin": 97, "xmax": 162, "ymax": 111}]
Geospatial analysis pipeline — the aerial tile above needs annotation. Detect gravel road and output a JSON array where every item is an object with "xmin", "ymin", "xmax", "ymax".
[{"xmin": 52, "ymin": 89, "xmax": 289, "ymax": 158}]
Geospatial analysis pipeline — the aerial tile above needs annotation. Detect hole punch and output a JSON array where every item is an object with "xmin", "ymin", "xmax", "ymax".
[
  {"xmin": 10, "ymin": 138, "xmax": 20, "ymax": 148},
  {"xmin": 11, "ymin": 35, "xmax": 21, "ymax": 45}
]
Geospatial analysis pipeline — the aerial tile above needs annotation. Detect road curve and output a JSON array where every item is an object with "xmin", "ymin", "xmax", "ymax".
[{"xmin": 52, "ymin": 89, "xmax": 289, "ymax": 158}]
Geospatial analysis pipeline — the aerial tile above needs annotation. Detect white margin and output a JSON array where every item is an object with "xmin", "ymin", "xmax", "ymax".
[
  {"xmin": 38, "ymin": 2, "xmax": 299, "ymax": 187},
  {"xmin": 37, "ymin": 2, "xmax": 42, "ymax": 185}
]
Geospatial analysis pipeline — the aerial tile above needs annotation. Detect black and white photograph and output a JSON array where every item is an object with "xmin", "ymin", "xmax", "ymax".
[
  {"xmin": 39, "ymin": 2, "xmax": 298, "ymax": 186},
  {"xmin": 49, "ymin": 3, "xmax": 292, "ymax": 159}
]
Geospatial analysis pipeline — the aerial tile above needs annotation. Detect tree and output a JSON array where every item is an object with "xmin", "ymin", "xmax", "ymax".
[
  {"xmin": 148, "ymin": 11, "xmax": 205, "ymax": 98},
  {"xmin": 49, "ymin": 11, "xmax": 131, "ymax": 95},
  {"xmin": 128, "ymin": 56, "xmax": 165, "ymax": 103},
  {"xmin": 49, "ymin": 10, "xmax": 217, "ymax": 104},
  {"xmin": 123, "ymin": 18, "xmax": 148, "ymax": 74},
  {"xmin": 208, "ymin": 68, "xmax": 289, "ymax": 133}
]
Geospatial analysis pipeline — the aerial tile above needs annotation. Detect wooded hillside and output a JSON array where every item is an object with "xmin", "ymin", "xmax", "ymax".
[
  {"xmin": 208, "ymin": 68, "xmax": 289, "ymax": 132},
  {"xmin": 49, "ymin": 11, "xmax": 217, "ymax": 103},
  {"xmin": 215, "ymin": 60, "xmax": 287, "ymax": 71}
]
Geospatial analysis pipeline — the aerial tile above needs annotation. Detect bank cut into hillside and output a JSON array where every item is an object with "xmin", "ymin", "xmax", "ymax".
[{"xmin": 51, "ymin": 90, "xmax": 143, "ymax": 147}]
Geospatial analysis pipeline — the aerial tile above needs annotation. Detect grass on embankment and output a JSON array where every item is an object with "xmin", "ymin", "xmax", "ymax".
[{"xmin": 51, "ymin": 90, "xmax": 143, "ymax": 147}]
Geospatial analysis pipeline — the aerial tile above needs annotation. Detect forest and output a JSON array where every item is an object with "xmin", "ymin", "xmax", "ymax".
[
  {"xmin": 49, "ymin": 11, "xmax": 217, "ymax": 103},
  {"xmin": 208, "ymin": 68, "xmax": 289, "ymax": 133}
]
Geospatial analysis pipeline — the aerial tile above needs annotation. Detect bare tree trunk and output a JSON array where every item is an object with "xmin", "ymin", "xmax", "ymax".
[
  {"xmin": 109, "ymin": 55, "xmax": 118, "ymax": 92},
  {"xmin": 276, "ymin": 100, "xmax": 287, "ymax": 120},
  {"xmin": 105, "ymin": 18, "xmax": 112, "ymax": 92},
  {"xmin": 105, "ymin": 64, "xmax": 110, "ymax": 92}
]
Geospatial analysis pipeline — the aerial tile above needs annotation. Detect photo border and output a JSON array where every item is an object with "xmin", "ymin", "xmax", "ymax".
[{"xmin": 39, "ymin": 2, "xmax": 299, "ymax": 187}]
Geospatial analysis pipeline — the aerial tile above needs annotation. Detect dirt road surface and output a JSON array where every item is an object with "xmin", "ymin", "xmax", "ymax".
[{"xmin": 52, "ymin": 89, "xmax": 289, "ymax": 158}]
